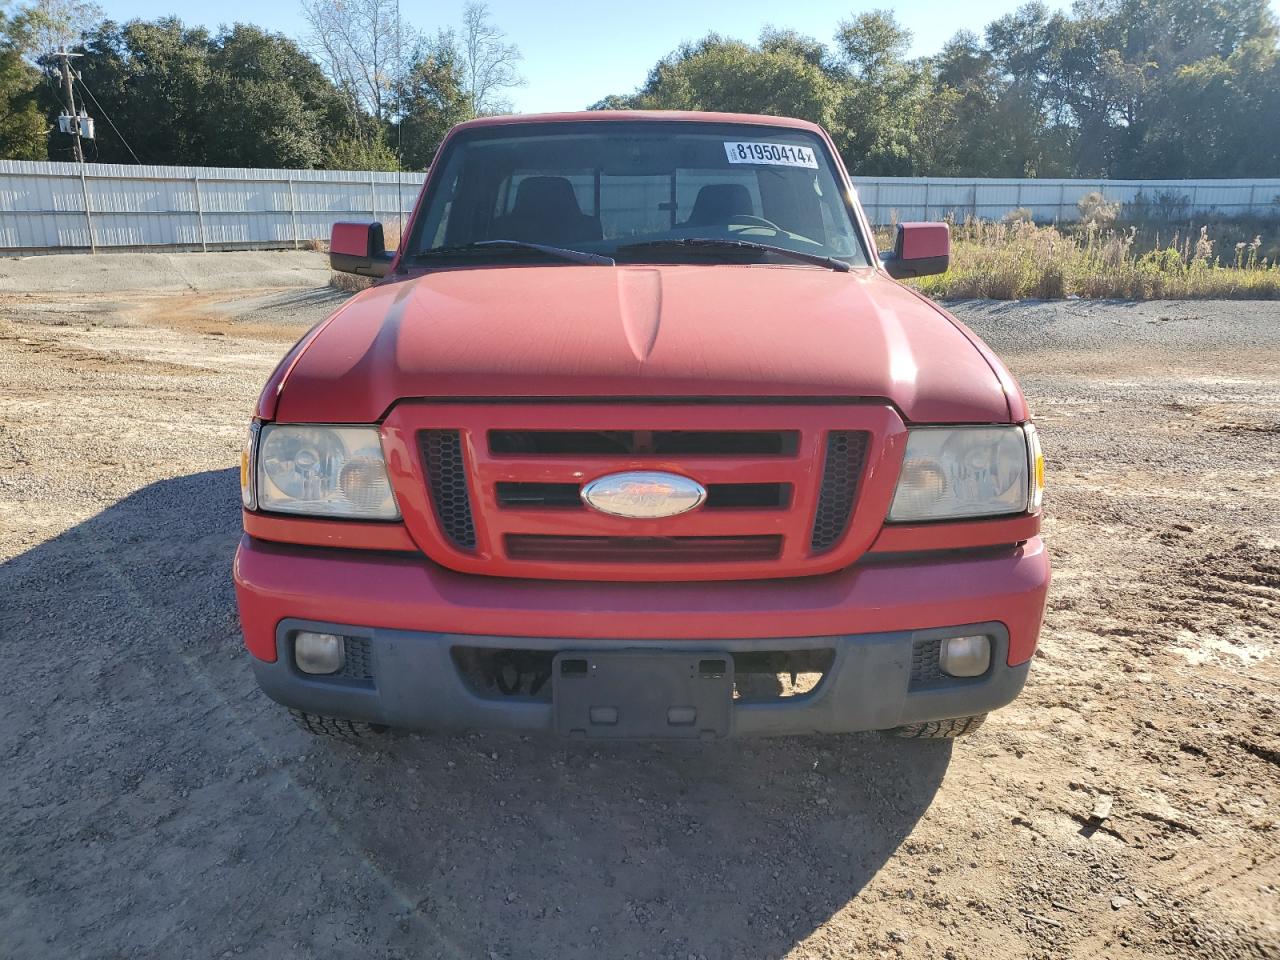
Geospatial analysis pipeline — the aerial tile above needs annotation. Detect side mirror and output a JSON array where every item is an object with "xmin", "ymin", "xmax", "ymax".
[
  {"xmin": 881, "ymin": 222, "xmax": 950, "ymax": 280},
  {"xmin": 330, "ymin": 221, "xmax": 393, "ymax": 278}
]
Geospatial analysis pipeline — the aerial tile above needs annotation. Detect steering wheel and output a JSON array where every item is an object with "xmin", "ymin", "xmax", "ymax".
[{"xmin": 727, "ymin": 215, "xmax": 784, "ymax": 232}]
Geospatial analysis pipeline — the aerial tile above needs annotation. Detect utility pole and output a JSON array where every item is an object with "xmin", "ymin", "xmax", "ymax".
[{"xmin": 55, "ymin": 50, "xmax": 85, "ymax": 163}]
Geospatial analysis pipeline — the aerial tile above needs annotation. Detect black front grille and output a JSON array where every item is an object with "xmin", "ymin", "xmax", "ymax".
[
  {"xmin": 420, "ymin": 430, "xmax": 477, "ymax": 549},
  {"xmin": 495, "ymin": 481, "xmax": 791, "ymax": 510},
  {"xmin": 496, "ymin": 482, "xmax": 582, "ymax": 508},
  {"xmin": 489, "ymin": 430, "xmax": 799, "ymax": 457},
  {"xmin": 810, "ymin": 430, "xmax": 869, "ymax": 553},
  {"xmin": 504, "ymin": 535, "xmax": 783, "ymax": 563}
]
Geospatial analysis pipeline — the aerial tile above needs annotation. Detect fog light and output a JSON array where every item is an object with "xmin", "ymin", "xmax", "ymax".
[
  {"xmin": 295, "ymin": 631, "xmax": 345, "ymax": 675},
  {"xmin": 940, "ymin": 635, "xmax": 991, "ymax": 678}
]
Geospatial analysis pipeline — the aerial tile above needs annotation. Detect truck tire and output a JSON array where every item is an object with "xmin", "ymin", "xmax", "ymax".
[
  {"xmin": 884, "ymin": 714, "xmax": 987, "ymax": 739},
  {"xmin": 288, "ymin": 708, "xmax": 391, "ymax": 743}
]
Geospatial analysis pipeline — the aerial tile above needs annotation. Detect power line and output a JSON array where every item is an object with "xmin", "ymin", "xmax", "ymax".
[{"xmin": 75, "ymin": 73, "xmax": 142, "ymax": 165}]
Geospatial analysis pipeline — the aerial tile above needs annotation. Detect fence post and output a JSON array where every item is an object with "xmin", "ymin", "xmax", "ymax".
[
  {"xmin": 970, "ymin": 182, "xmax": 978, "ymax": 222},
  {"xmin": 922, "ymin": 179, "xmax": 929, "ymax": 220},
  {"xmin": 193, "ymin": 175, "xmax": 208, "ymax": 253},
  {"xmin": 1247, "ymin": 184, "xmax": 1257, "ymax": 217},
  {"xmin": 78, "ymin": 165, "xmax": 96, "ymax": 254},
  {"xmin": 1058, "ymin": 182, "xmax": 1066, "ymax": 223},
  {"xmin": 287, "ymin": 174, "xmax": 300, "ymax": 250},
  {"xmin": 369, "ymin": 175, "xmax": 377, "ymax": 220}
]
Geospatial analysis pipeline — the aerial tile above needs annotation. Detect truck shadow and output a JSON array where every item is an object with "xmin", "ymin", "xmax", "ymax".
[{"xmin": 0, "ymin": 468, "xmax": 951, "ymax": 960}]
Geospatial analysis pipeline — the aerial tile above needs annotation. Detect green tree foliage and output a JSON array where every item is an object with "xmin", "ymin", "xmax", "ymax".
[
  {"xmin": 8, "ymin": 7, "xmax": 481, "ymax": 169},
  {"xmin": 8, "ymin": 11, "xmax": 468, "ymax": 169},
  {"xmin": 203, "ymin": 25, "xmax": 351, "ymax": 168},
  {"xmin": 830, "ymin": 11, "xmax": 937, "ymax": 174},
  {"xmin": 596, "ymin": 1, "xmax": 1280, "ymax": 178},
  {"xmin": 2, "ymin": 2, "xmax": 1276, "ymax": 177},
  {"xmin": 0, "ymin": 3, "xmax": 46, "ymax": 159},
  {"xmin": 322, "ymin": 134, "xmax": 399, "ymax": 171},
  {"xmin": 52, "ymin": 19, "xmax": 350, "ymax": 166},
  {"xmin": 608, "ymin": 33, "xmax": 842, "ymax": 130},
  {"xmin": 395, "ymin": 33, "xmax": 472, "ymax": 169}
]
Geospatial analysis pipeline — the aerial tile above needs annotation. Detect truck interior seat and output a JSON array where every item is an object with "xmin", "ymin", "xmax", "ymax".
[
  {"xmin": 492, "ymin": 176, "xmax": 602, "ymax": 245},
  {"xmin": 683, "ymin": 183, "xmax": 754, "ymax": 226}
]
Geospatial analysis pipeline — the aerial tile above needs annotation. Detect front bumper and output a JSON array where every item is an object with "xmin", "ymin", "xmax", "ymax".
[
  {"xmin": 252, "ymin": 621, "xmax": 1030, "ymax": 737},
  {"xmin": 233, "ymin": 535, "xmax": 1050, "ymax": 737}
]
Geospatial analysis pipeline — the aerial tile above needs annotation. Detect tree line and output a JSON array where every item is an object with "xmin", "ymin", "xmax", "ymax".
[
  {"xmin": 2, "ymin": 0, "xmax": 1278, "ymax": 178},
  {"xmin": 0, "ymin": 0, "xmax": 516, "ymax": 169},
  {"xmin": 596, "ymin": 1, "xmax": 1280, "ymax": 179}
]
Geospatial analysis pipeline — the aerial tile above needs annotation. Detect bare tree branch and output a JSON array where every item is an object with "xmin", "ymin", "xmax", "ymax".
[
  {"xmin": 460, "ymin": 1, "xmax": 522, "ymax": 114},
  {"xmin": 299, "ymin": 0, "xmax": 413, "ymax": 124},
  {"xmin": 23, "ymin": 0, "xmax": 103, "ymax": 60}
]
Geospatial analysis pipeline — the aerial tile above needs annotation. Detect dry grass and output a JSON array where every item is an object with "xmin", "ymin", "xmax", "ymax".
[
  {"xmin": 887, "ymin": 220, "xmax": 1280, "ymax": 300},
  {"xmin": 328, "ymin": 271, "xmax": 375, "ymax": 293}
]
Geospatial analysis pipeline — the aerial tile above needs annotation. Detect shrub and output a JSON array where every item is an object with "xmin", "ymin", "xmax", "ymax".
[
  {"xmin": 912, "ymin": 220, "xmax": 1280, "ymax": 300},
  {"xmin": 1123, "ymin": 189, "xmax": 1191, "ymax": 223},
  {"xmin": 1078, "ymin": 191, "xmax": 1119, "ymax": 226}
]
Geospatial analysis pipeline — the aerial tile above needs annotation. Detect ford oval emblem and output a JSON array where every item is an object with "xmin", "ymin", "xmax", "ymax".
[{"xmin": 581, "ymin": 471, "xmax": 707, "ymax": 519}]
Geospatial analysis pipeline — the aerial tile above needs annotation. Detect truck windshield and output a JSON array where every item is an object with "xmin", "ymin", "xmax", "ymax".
[{"xmin": 410, "ymin": 122, "xmax": 870, "ymax": 268}]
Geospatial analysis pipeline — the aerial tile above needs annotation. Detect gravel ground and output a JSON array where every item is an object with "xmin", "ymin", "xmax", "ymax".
[{"xmin": 1, "ymin": 254, "xmax": 1277, "ymax": 960}]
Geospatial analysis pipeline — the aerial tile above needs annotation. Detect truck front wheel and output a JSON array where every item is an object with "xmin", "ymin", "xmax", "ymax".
[
  {"xmin": 288, "ymin": 708, "xmax": 392, "ymax": 743},
  {"xmin": 883, "ymin": 714, "xmax": 988, "ymax": 739}
]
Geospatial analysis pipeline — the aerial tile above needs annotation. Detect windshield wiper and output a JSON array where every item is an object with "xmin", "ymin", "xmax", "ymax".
[
  {"xmin": 417, "ymin": 240, "xmax": 615, "ymax": 267},
  {"xmin": 616, "ymin": 238, "xmax": 849, "ymax": 272}
]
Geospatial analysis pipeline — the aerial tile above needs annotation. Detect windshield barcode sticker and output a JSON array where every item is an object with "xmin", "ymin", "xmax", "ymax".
[{"xmin": 724, "ymin": 141, "xmax": 819, "ymax": 168}]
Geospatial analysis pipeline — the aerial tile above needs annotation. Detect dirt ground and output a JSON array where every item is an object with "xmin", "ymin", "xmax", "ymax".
[{"xmin": 1, "ymin": 252, "xmax": 1277, "ymax": 960}]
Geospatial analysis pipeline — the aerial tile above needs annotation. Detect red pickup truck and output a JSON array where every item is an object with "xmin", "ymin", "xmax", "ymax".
[{"xmin": 233, "ymin": 111, "xmax": 1048, "ymax": 742}]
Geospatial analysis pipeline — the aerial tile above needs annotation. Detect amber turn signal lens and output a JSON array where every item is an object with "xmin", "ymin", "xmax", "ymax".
[
  {"xmin": 240, "ymin": 421, "xmax": 260, "ymax": 510},
  {"xmin": 1025, "ymin": 422, "xmax": 1044, "ymax": 511}
]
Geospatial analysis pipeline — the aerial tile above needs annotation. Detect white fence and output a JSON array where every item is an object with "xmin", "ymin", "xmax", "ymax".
[
  {"xmin": 851, "ymin": 176, "xmax": 1280, "ymax": 225},
  {"xmin": 2, "ymin": 159, "xmax": 1279, "ymax": 253},
  {"xmin": 0, "ymin": 160, "xmax": 425, "ymax": 253}
]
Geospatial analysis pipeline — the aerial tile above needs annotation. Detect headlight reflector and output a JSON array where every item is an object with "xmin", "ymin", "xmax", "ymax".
[
  {"xmin": 256, "ymin": 424, "xmax": 399, "ymax": 519},
  {"xmin": 889, "ymin": 426, "xmax": 1032, "ymax": 522}
]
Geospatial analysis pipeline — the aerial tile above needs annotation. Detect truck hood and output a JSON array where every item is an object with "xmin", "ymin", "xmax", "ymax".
[{"xmin": 270, "ymin": 264, "xmax": 1014, "ymax": 423}]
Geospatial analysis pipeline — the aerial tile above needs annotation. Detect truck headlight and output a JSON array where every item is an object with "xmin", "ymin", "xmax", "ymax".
[
  {"xmin": 254, "ymin": 424, "xmax": 400, "ymax": 519},
  {"xmin": 889, "ymin": 425, "xmax": 1037, "ymax": 522}
]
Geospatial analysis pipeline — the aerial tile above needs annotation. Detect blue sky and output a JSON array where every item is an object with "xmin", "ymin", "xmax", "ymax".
[{"xmin": 94, "ymin": 0, "xmax": 1280, "ymax": 112}]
